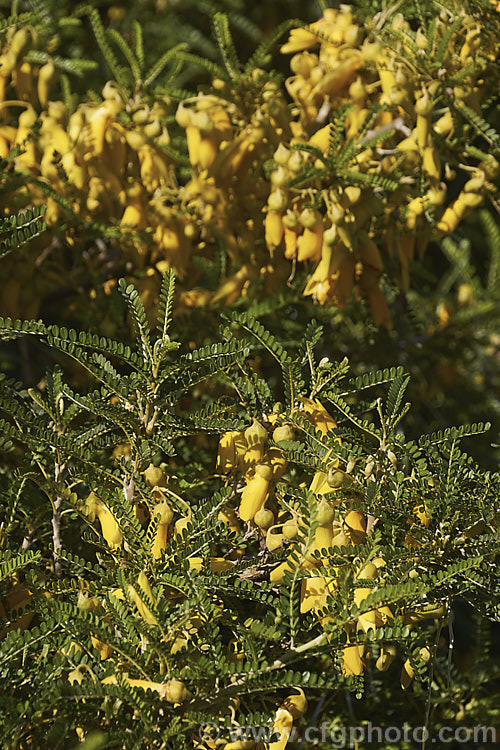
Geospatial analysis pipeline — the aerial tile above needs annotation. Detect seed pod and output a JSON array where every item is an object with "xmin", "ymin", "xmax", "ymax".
[{"xmin": 463, "ymin": 519, "xmax": 486, "ymax": 538}]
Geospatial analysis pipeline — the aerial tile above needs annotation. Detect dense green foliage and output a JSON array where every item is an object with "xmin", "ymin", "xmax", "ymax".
[{"xmin": 0, "ymin": 1, "xmax": 499, "ymax": 748}]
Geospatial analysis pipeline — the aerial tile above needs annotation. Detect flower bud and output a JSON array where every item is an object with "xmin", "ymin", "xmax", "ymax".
[
  {"xmin": 273, "ymin": 424, "xmax": 295, "ymax": 443},
  {"xmin": 244, "ymin": 419, "xmax": 268, "ymax": 446},
  {"xmin": 165, "ymin": 678, "xmax": 192, "ymax": 703}
]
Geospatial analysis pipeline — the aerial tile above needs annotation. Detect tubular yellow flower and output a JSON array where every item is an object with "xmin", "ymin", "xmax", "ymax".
[
  {"xmin": 281, "ymin": 27, "xmax": 320, "ymax": 54},
  {"xmin": 239, "ymin": 472, "xmax": 270, "ymax": 522},
  {"xmin": 128, "ymin": 572, "xmax": 157, "ymax": 626},
  {"xmin": 265, "ymin": 211, "xmax": 285, "ymax": 251},
  {"xmin": 268, "ymin": 708, "xmax": 294, "ymax": 750},
  {"xmin": 37, "ymin": 58, "xmax": 56, "ymax": 108},
  {"xmin": 415, "ymin": 89, "xmax": 433, "ymax": 150},
  {"xmin": 342, "ymin": 642, "xmax": 364, "ymax": 676},
  {"xmin": 376, "ymin": 644, "xmax": 397, "ymax": 671},
  {"xmin": 300, "ymin": 574, "xmax": 337, "ymax": 613},
  {"xmin": 422, "ymin": 145, "xmax": 441, "ymax": 180},
  {"xmin": 216, "ymin": 431, "xmax": 240, "ymax": 473}
]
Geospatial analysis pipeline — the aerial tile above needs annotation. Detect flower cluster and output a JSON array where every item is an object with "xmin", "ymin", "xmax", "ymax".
[{"xmin": 0, "ymin": 4, "xmax": 499, "ymax": 324}]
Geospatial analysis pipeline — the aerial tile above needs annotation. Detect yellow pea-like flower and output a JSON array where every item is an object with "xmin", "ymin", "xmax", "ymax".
[
  {"xmin": 197, "ymin": 135, "xmax": 219, "ymax": 169},
  {"xmin": 91, "ymin": 636, "xmax": 113, "ymax": 660},
  {"xmin": 281, "ymin": 27, "xmax": 319, "ymax": 55},
  {"xmin": 128, "ymin": 572, "xmax": 157, "ymax": 626},
  {"xmin": 218, "ymin": 505, "xmax": 241, "ymax": 534},
  {"xmin": 239, "ymin": 444, "xmax": 264, "ymax": 476},
  {"xmin": 188, "ymin": 557, "xmax": 234, "ymax": 573},
  {"xmin": 376, "ymin": 644, "xmax": 397, "ymax": 672},
  {"xmin": 422, "ymin": 145, "xmax": 441, "ymax": 180},
  {"xmin": 300, "ymin": 574, "xmax": 337, "ymax": 613},
  {"xmin": 400, "ymin": 658, "xmax": 414, "ymax": 689},
  {"xmin": 37, "ymin": 58, "xmax": 56, "ymax": 108},
  {"xmin": 415, "ymin": 89, "xmax": 433, "ymax": 150},
  {"xmin": 309, "ymin": 123, "xmax": 331, "ymax": 154},
  {"xmin": 283, "ymin": 225, "xmax": 298, "ymax": 259},
  {"xmin": 341, "ymin": 642, "xmax": 364, "ymax": 676},
  {"xmin": 13, "ymin": 61, "xmax": 34, "ymax": 102},
  {"xmin": 433, "ymin": 109, "xmax": 454, "ymax": 137},
  {"xmin": 216, "ymin": 431, "xmax": 240, "ymax": 473},
  {"xmin": 266, "ymin": 525, "xmax": 285, "ymax": 551},
  {"xmin": 297, "ymin": 224, "xmax": 323, "ymax": 262},
  {"xmin": 120, "ymin": 199, "xmax": 144, "ymax": 230},
  {"xmin": 265, "ymin": 211, "xmax": 284, "ymax": 251},
  {"xmin": 239, "ymin": 472, "xmax": 270, "ymax": 522},
  {"xmin": 311, "ymin": 56, "xmax": 362, "ymax": 98},
  {"xmin": 268, "ymin": 708, "xmax": 294, "ymax": 750}
]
